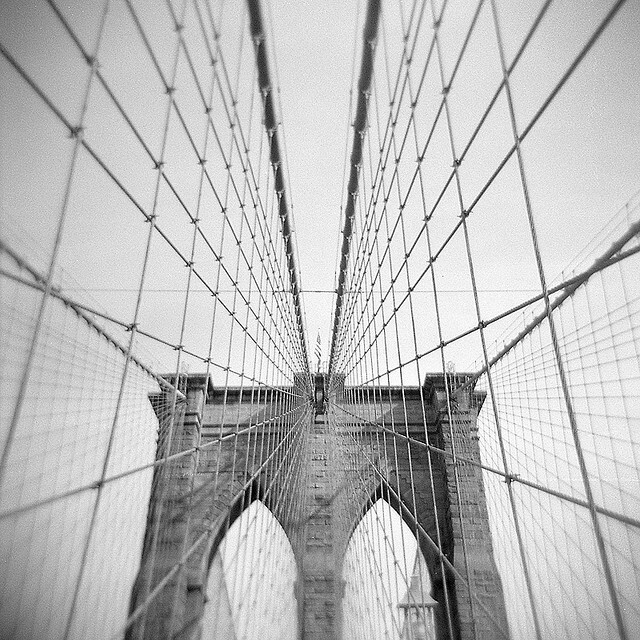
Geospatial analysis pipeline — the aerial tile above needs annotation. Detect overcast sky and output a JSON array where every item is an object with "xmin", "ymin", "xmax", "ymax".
[
  {"xmin": 2, "ymin": 0, "xmax": 640, "ymax": 375},
  {"xmin": 266, "ymin": 0, "xmax": 361, "ymax": 357},
  {"xmin": 1, "ymin": 2, "xmax": 640, "ymax": 639},
  {"xmin": 262, "ymin": 0, "xmax": 640, "ymax": 371}
]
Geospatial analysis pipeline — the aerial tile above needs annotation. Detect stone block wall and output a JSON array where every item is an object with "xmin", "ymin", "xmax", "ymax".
[
  {"xmin": 130, "ymin": 373, "xmax": 508, "ymax": 640},
  {"xmin": 336, "ymin": 377, "xmax": 510, "ymax": 640},
  {"xmin": 129, "ymin": 376, "xmax": 309, "ymax": 640},
  {"xmin": 433, "ymin": 376, "xmax": 510, "ymax": 640}
]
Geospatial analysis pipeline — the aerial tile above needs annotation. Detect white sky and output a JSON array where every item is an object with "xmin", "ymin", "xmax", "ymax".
[
  {"xmin": 265, "ymin": 0, "xmax": 362, "ymax": 357},
  {"xmin": 2, "ymin": 0, "xmax": 640, "ymax": 374},
  {"xmin": 1, "ymin": 2, "xmax": 640, "ymax": 639},
  {"xmin": 258, "ymin": 0, "xmax": 640, "ymax": 369}
]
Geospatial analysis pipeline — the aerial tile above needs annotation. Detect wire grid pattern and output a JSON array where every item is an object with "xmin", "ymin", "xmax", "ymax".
[
  {"xmin": 328, "ymin": 0, "xmax": 639, "ymax": 639},
  {"xmin": 1, "ymin": 0, "xmax": 640, "ymax": 639},
  {"xmin": 202, "ymin": 501, "xmax": 299, "ymax": 640},
  {"xmin": 341, "ymin": 498, "xmax": 422, "ymax": 640},
  {"xmin": 0, "ymin": 0, "xmax": 309, "ymax": 638}
]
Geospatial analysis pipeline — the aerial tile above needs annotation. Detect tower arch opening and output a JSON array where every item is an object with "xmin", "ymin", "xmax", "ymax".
[
  {"xmin": 201, "ymin": 500, "xmax": 298, "ymax": 640},
  {"xmin": 342, "ymin": 497, "xmax": 436, "ymax": 640}
]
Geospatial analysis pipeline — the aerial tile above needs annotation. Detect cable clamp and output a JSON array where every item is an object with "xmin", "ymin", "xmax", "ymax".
[{"xmin": 84, "ymin": 54, "xmax": 99, "ymax": 70}]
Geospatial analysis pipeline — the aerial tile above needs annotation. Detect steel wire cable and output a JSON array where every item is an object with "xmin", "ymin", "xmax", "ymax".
[
  {"xmin": 329, "ymin": 0, "xmax": 639, "ymax": 639},
  {"xmin": 1, "ymin": 0, "xmax": 639, "ymax": 638},
  {"xmin": 1, "ymin": 1, "xmax": 309, "ymax": 639}
]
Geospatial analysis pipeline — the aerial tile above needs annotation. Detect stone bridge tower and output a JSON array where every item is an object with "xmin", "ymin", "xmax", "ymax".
[{"xmin": 128, "ymin": 373, "xmax": 509, "ymax": 640}]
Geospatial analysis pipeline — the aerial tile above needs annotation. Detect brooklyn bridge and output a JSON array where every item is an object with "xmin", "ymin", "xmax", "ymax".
[{"xmin": 0, "ymin": 0, "xmax": 639, "ymax": 639}]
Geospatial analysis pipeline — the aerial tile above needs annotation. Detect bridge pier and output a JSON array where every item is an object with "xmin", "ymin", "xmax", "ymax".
[
  {"xmin": 129, "ymin": 373, "xmax": 508, "ymax": 639},
  {"xmin": 128, "ymin": 374, "xmax": 310, "ymax": 639},
  {"xmin": 300, "ymin": 413, "xmax": 341, "ymax": 640},
  {"xmin": 334, "ymin": 375, "xmax": 510, "ymax": 640}
]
